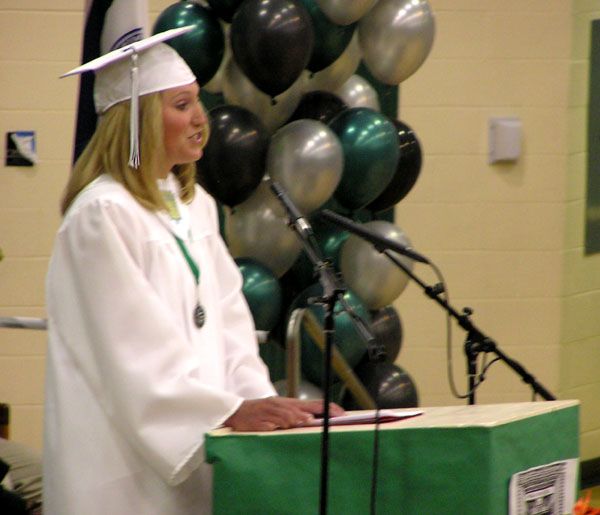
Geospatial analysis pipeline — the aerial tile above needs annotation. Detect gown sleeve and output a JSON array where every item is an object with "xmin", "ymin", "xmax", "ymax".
[
  {"xmin": 199, "ymin": 188, "xmax": 277, "ymax": 399},
  {"xmin": 47, "ymin": 195, "xmax": 243, "ymax": 486}
]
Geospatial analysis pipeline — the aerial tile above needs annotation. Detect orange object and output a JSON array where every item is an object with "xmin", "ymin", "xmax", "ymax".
[{"xmin": 574, "ymin": 491, "xmax": 600, "ymax": 515}]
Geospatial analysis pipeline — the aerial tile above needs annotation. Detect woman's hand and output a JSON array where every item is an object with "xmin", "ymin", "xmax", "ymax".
[{"xmin": 224, "ymin": 397, "xmax": 345, "ymax": 432}]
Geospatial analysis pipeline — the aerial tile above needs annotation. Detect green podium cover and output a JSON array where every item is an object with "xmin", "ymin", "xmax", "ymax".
[{"xmin": 206, "ymin": 401, "xmax": 579, "ymax": 514}]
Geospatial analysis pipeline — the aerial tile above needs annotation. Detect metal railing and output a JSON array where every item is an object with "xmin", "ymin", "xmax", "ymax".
[
  {"xmin": 287, "ymin": 308, "xmax": 375, "ymax": 409},
  {"xmin": 0, "ymin": 312, "xmax": 375, "ymax": 408},
  {"xmin": 0, "ymin": 317, "xmax": 47, "ymax": 330}
]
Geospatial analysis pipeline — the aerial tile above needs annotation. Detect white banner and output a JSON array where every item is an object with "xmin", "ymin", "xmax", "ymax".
[
  {"xmin": 509, "ymin": 458, "xmax": 579, "ymax": 515},
  {"xmin": 100, "ymin": 0, "xmax": 148, "ymax": 52}
]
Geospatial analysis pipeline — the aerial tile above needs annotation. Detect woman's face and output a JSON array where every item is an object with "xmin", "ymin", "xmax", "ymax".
[{"xmin": 161, "ymin": 82, "xmax": 208, "ymax": 171}]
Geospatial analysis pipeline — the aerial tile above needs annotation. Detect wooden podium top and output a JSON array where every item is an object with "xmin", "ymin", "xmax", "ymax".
[{"xmin": 209, "ymin": 400, "xmax": 579, "ymax": 437}]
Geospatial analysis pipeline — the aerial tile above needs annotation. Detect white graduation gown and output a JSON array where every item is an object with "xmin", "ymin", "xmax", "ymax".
[{"xmin": 43, "ymin": 174, "xmax": 276, "ymax": 515}]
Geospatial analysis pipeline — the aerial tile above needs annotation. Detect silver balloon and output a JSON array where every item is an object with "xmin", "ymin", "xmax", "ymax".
[
  {"xmin": 223, "ymin": 58, "xmax": 306, "ymax": 132},
  {"xmin": 315, "ymin": 0, "xmax": 377, "ymax": 26},
  {"xmin": 225, "ymin": 179, "xmax": 302, "ymax": 277},
  {"xmin": 358, "ymin": 0, "xmax": 435, "ymax": 85},
  {"xmin": 334, "ymin": 74, "xmax": 380, "ymax": 111},
  {"xmin": 306, "ymin": 32, "xmax": 362, "ymax": 93},
  {"xmin": 340, "ymin": 221, "xmax": 414, "ymax": 309},
  {"xmin": 273, "ymin": 379, "xmax": 323, "ymax": 400},
  {"xmin": 267, "ymin": 120, "xmax": 343, "ymax": 214}
]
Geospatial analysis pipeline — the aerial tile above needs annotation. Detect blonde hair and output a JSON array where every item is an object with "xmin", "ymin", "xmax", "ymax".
[{"xmin": 60, "ymin": 92, "xmax": 199, "ymax": 215}]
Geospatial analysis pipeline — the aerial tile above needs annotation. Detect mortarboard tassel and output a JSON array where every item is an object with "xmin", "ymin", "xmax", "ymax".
[{"xmin": 128, "ymin": 51, "xmax": 140, "ymax": 169}]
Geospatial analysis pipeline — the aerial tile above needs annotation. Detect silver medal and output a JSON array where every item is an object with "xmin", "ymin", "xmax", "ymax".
[{"xmin": 194, "ymin": 303, "xmax": 206, "ymax": 328}]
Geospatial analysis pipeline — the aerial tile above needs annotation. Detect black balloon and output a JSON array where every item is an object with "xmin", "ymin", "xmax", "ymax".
[
  {"xmin": 288, "ymin": 90, "xmax": 348, "ymax": 125},
  {"xmin": 230, "ymin": 0, "xmax": 314, "ymax": 97},
  {"xmin": 207, "ymin": 0, "xmax": 244, "ymax": 22},
  {"xmin": 369, "ymin": 306, "xmax": 403, "ymax": 363},
  {"xmin": 367, "ymin": 119, "xmax": 423, "ymax": 213},
  {"xmin": 197, "ymin": 105, "xmax": 270, "ymax": 206},
  {"xmin": 343, "ymin": 362, "xmax": 418, "ymax": 409}
]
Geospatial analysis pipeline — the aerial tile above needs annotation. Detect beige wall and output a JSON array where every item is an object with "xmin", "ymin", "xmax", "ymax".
[
  {"xmin": 0, "ymin": 0, "xmax": 598, "ymax": 461},
  {"xmin": 0, "ymin": 2, "xmax": 82, "ymax": 449},
  {"xmin": 0, "ymin": 0, "xmax": 171, "ymax": 451},
  {"xmin": 397, "ymin": 0, "xmax": 600, "ymax": 461}
]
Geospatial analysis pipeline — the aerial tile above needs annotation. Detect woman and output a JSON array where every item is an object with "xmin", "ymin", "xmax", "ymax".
[{"xmin": 44, "ymin": 30, "xmax": 341, "ymax": 515}]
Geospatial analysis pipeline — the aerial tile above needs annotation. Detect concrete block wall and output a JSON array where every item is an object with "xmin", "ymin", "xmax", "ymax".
[
  {"xmin": 396, "ymin": 0, "xmax": 600, "ymax": 460},
  {"xmin": 0, "ymin": 0, "xmax": 598, "ymax": 463},
  {"xmin": 0, "ymin": 2, "xmax": 82, "ymax": 449},
  {"xmin": 0, "ymin": 0, "xmax": 170, "ymax": 451}
]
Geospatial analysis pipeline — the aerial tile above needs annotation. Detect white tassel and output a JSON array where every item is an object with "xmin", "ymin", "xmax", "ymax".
[{"xmin": 128, "ymin": 52, "xmax": 140, "ymax": 169}]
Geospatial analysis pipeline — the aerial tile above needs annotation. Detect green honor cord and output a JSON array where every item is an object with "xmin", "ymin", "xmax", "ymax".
[
  {"xmin": 174, "ymin": 235, "xmax": 199, "ymax": 285},
  {"xmin": 173, "ymin": 234, "xmax": 206, "ymax": 328}
]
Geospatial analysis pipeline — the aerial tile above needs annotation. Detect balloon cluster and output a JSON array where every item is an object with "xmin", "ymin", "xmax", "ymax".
[{"xmin": 154, "ymin": 0, "xmax": 435, "ymax": 409}]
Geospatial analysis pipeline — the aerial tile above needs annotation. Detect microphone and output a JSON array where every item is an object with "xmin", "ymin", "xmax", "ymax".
[
  {"xmin": 268, "ymin": 179, "xmax": 312, "ymax": 236},
  {"xmin": 320, "ymin": 209, "xmax": 429, "ymax": 264}
]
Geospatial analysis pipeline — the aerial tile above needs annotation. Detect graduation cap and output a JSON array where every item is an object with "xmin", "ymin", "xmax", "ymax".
[{"xmin": 62, "ymin": 26, "xmax": 197, "ymax": 168}]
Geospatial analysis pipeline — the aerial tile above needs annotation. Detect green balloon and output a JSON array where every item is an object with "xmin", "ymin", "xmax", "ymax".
[
  {"xmin": 153, "ymin": 2, "xmax": 225, "ymax": 86},
  {"xmin": 200, "ymin": 90, "xmax": 226, "ymax": 112},
  {"xmin": 297, "ymin": 0, "xmax": 356, "ymax": 73},
  {"xmin": 290, "ymin": 216, "xmax": 350, "ymax": 290},
  {"xmin": 289, "ymin": 282, "xmax": 369, "ymax": 386},
  {"xmin": 320, "ymin": 195, "xmax": 375, "ymax": 223},
  {"xmin": 216, "ymin": 200, "xmax": 227, "ymax": 240},
  {"xmin": 259, "ymin": 340, "xmax": 286, "ymax": 382},
  {"xmin": 320, "ymin": 195, "xmax": 353, "ymax": 216},
  {"xmin": 236, "ymin": 257, "xmax": 282, "ymax": 332},
  {"xmin": 329, "ymin": 107, "xmax": 399, "ymax": 210}
]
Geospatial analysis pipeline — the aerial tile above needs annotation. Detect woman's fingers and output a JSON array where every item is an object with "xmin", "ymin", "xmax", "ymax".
[
  {"xmin": 328, "ymin": 402, "xmax": 345, "ymax": 418},
  {"xmin": 224, "ymin": 398, "xmax": 304, "ymax": 431},
  {"xmin": 223, "ymin": 397, "xmax": 346, "ymax": 432}
]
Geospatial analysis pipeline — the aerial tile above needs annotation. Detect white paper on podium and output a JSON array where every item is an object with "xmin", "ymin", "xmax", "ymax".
[
  {"xmin": 509, "ymin": 458, "xmax": 578, "ymax": 515},
  {"xmin": 299, "ymin": 409, "xmax": 424, "ymax": 428}
]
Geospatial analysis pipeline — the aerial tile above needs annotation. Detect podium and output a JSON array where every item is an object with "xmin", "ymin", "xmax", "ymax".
[{"xmin": 206, "ymin": 401, "xmax": 579, "ymax": 514}]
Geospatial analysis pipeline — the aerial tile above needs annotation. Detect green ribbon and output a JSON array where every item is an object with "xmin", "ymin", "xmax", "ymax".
[{"xmin": 174, "ymin": 235, "xmax": 199, "ymax": 286}]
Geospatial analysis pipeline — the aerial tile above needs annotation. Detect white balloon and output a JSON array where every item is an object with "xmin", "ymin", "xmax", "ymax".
[
  {"xmin": 340, "ymin": 221, "xmax": 414, "ymax": 309},
  {"xmin": 267, "ymin": 120, "xmax": 343, "ymax": 214},
  {"xmin": 225, "ymin": 179, "xmax": 302, "ymax": 277},
  {"xmin": 273, "ymin": 379, "xmax": 323, "ymax": 400},
  {"xmin": 306, "ymin": 32, "xmax": 362, "ymax": 93},
  {"xmin": 334, "ymin": 74, "xmax": 380, "ymax": 111},
  {"xmin": 223, "ymin": 58, "xmax": 306, "ymax": 132},
  {"xmin": 358, "ymin": 0, "xmax": 435, "ymax": 85},
  {"xmin": 316, "ymin": 0, "xmax": 378, "ymax": 26}
]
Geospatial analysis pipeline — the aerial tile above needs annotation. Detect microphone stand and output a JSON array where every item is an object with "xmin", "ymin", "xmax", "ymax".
[
  {"xmin": 269, "ymin": 181, "xmax": 384, "ymax": 515},
  {"xmin": 320, "ymin": 210, "xmax": 556, "ymax": 404},
  {"xmin": 386, "ymin": 251, "xmax": 555, "ymax": 403}
]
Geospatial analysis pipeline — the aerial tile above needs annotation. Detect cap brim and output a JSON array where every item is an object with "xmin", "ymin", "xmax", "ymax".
[{"xmin": 61, "ymin": 25, "xmax": 195, "ymax": 78}]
